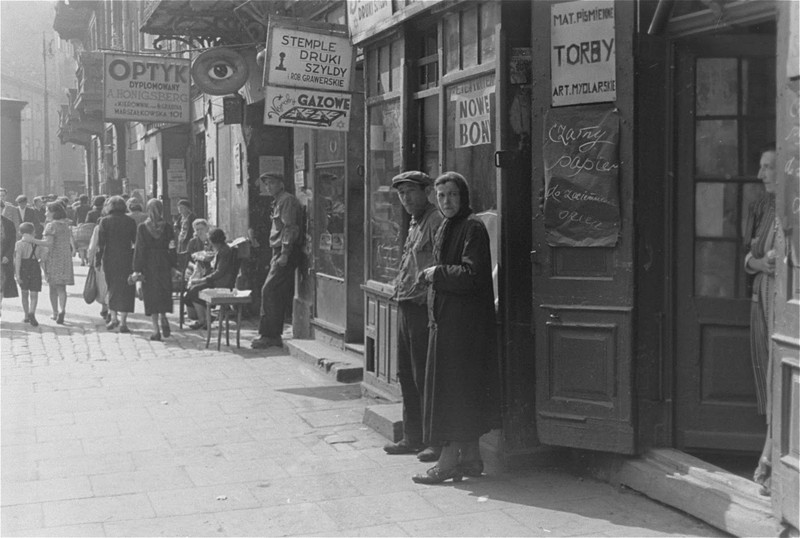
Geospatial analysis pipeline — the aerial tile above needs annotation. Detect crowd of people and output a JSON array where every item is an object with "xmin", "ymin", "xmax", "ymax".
[{"xmin": 0, "ymin": 190, "xmax": 241, "ymax": 342}]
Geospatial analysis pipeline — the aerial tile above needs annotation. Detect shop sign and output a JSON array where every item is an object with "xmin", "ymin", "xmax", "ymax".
[
  {"xmin": 265, "ymin": 21, "xmax": 353, "ymax": 92},
  {"xmin": 346, "ymin": 0, "xmax": 392, "ymax": 38},
  {"xmin": 453, "ymin": 80, "xmax": 495, "ymax": 149},
  {"xmin": 263, "ymin": 86, "xmax": 351, "ymax": 132},
  {"xmin": 550, "ymin": 0, "xmax": 616, "ymax": 107},
  {"xmin": 103, "ymin": 53, "xmax": 191, "ymax": 123},
  {"xmin": 543, "ymin": 106, "xmax": 620, "ymax": 247}
]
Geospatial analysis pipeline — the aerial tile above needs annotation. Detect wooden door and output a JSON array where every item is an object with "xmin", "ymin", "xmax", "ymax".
[{"xmin": 674, "ymin": 36, "xmax": 775, "ymax": 451}]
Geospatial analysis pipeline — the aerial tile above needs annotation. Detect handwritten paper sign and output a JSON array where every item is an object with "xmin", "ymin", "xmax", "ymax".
[
  {"xmin": 263, "ymin": 86, "xmax": 351, "ymax": 132},
  {"xmin": 543, "ymin": 106, "xmax": 620, "ymax": 247},
  {"xmin": 550, "ymin": 0, "xmax": 616, "ymax": 107},
  {"xmin": 266, "ymin": 25, "xmax": 353, "ymax": 92},
  {"xmin": 104, "ymin": 53, "xmax": 191, "ymax": 123}
]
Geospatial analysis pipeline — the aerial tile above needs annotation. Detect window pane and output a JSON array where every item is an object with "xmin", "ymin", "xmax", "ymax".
[
  {"xmin": 480, "ymin": 2, "xmax": 497, "ymax": 63},
  {"xmin": 462, "ymin": 7, "xmax": 478, "ymax": 69},
  {"xmin": 422, "ymin": 96, "xmax": 439, "ymax": 177},
  {"xmin": 314, "ymin": 166, "xmax": 346, "ymax": 278},
  {"xmin": 379, "ymin": 45, "xmax": 390, "ymax": 95},
  {"xmin": 444, "ymin": 12, "xmax": 460, "ymax": 74},
  {"xmin": 696, "ymin": 58, "xmax": 738, "ymax": 116},
  {"xmin": 367, "ymin": 48, "xmax": 379, "ymax": 96},
  {"xmin": 695, "ymin": 119, "xmax": 738, "ymax": 177},
  {"xmin": 316, "ymin": 131, "xmax": 345, "ymax": 163},
  {"xmin": 742, "ymin": 56, "xmax": 775, "ymax": 116},
  {"xmin": 742, "ymin": 118, "xmax": 775, "ymax": 176},
  {"xmin": 695, "ymin": 182, "xmax": 738, "ymax": 238},
  {"xmin": 695, "ymin": 240, "xmax": 736, "ymax": 298},
  {"xmin": 368, "ymin": 101, "xmax": 403, "ymax": 283},
  {"xmin": 390, "ymin": 38, "xmax": 403, "ymax": 92}
]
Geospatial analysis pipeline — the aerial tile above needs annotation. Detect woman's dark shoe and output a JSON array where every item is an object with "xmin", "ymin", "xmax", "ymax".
[
  {"xmin": 412, "ymin": 465, "xmax": 463, "ymax": 484},
  {"xmin": 100, "ymin": 308, "xmax": 108, "ymax": 319},
  {"xmin": 188, "ymin": 321, "xmax": 206, "ymax": 330},
  {"xmin": 149, "ymin": 332, "xmax": 161, "ymax": 341},
  {"xmin": 56, "ymin": 312, "xmax": 65, "ymax": 325},
  {"xmin": 28, "ymin": 315, "xmax": 38, "ymax": 327},
  {"xmin": 118, "ymin": 325, "xmax": 130, "ymax": 334},
  {"xmin": 161, "ymin": 319, "xmax": 171, "ymax": 337},
  {"xmin": 417, "ymin": 446, "xmax": 442, "ymax": 462},
  {"xmin": 459, "ymin": 459, "xmax": 484, "ymax": 477},
  {"xmin": 106, "ymin": 319, "xmax": 119, "ymax": 330},
  {"xmin": 22, "ymin": 314, "xmax": 30, "ymax": 323},
  {"xmin": 384, "ymin": 439, "xmax": 424, "ymax": 455}
]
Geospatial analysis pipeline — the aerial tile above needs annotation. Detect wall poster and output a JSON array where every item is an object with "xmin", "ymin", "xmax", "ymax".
[
  {"xmin": 550, "ymin": 0, "xmax": 616, "ymax": 107},
  {"xmin": 453, "ymin": 83, "xmax": 495, "ymax": 149},
  {"xmin": 543, "ymin": 105, "xmax": 620, "ymax": 247}
]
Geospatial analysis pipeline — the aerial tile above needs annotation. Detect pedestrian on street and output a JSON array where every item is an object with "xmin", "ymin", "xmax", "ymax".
[
  {"xmin": 383, "ymin": 171, "xmax": 443, "ymax": 464},
  {"xmin": 744, "ymin": 145, "xmax": 778, "ymax": 497},
  {"xmin": 86, "ymin": 211, "xmax": 109, "ymax": 322},
  {"xmin": 251, "ymin": 173, "xmax": 302, "ymax": 350},
  {"xmin": 12, "ymin": 195, "xmax": 42, "ymax": 240},
  {"xmin": 14, "ymin": 222, "xmax": 42, "ymax": 326},
  {"xmin": 97, "ymin": 196, "xmax": 137, "ymax": 333},
  {"xmin": 33, "ymin": 197, "xmax": 47, "ymax": 232},
  {"xmin": 126, "ymin": 199, "xmax": 147, "ymax": 227},
  {"xmin": 0, "ymin": 204, "xmax": 19, "ymax": 316},
  {"xmin": 175, "ymin": 199, "xmax": 196, "ymax": 256},
  {"xmin": 413, "ymin": 172, "xmax": 499, "ymax": 485},
  {"xmin": 185, "ymin": 227, "xmax": 237, "ymax": 331},
  {"xmin": 74, "ymin": 194, "xmax": 91, "ymax": 224},
  {"xmin": 23, "ymin": 202, "xmax": 75, "ymax": 325},
  {"xmin": 183, "ymin": 218, "xmax": 212, "ymax": 321},
  {"xmin": 58, "ymin": 196, "xmax": 76, "ymax": 225},
  {"xmin": 85, "ymin": 195, "xmax": 105, "ymax": 225},
  {"xmin": 132, "ymin": 198, "xmax": 177, "ymax": 341}
]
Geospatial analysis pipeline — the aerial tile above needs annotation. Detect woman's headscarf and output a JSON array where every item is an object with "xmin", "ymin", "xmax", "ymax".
[
  {"xmin": 432, "ymin": 171, "xmax": 473, "ymax": 262},
  {"xmin": 144, "ymin": 199, "xmax": 166, "ymax": 238}
]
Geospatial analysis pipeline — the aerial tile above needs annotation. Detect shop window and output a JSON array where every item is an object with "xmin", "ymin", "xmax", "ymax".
[
  {"xmin": 314, "ymin": 131, "xmax": 346, "ymax": 279},
  {"xmin": 417, "ymin": 27, "xmax": 438, "ymax": 90},
  {"xmin": 367, "ymin": 41, "xmax": 400, "ymax": 97},
  {"xmin": 368, "ymin": 100, "xmax": 403, "ymax": 284},
  {"xmin": 420, "ymin": 96, "xmax": 439, "ymax": 177}
]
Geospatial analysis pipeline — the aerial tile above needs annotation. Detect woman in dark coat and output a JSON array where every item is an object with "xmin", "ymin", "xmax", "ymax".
[
  {"xmin": 414, "ymin": 171, "xmax": 498, "ymax": 484},
  {"xmin": 0, "ymin": 209, "xmax": 19, "ymax": 313},
  {"xmin": 133, "ymin": 199, "xmax": 176, "ymax": 341},
  {"xmin": 97, "ymin": 196, "xmax": 137, "ymax": 333}
]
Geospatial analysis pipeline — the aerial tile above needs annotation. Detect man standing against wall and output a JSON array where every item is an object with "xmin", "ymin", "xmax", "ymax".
[
  {"xmin": 383, "ymin": 171, "xmax": 443, "ymax": 463},
  {"xmin": 251, "ymin": 173, "xmax": 302, "ymax": 349}
]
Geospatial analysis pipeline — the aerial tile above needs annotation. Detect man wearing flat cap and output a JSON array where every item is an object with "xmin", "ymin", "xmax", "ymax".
[
  {"xmin": 383, "ymin": 171, "xmax": 443, "ymax": 462},
  {"xmin": 251, "ymin": 173, "xmax": 302, "ymax": 349}
]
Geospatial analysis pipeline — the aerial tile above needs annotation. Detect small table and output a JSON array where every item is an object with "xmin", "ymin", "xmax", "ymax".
[{"xmin": 198, "ymin": 289, "xmax": 252, "ymax": 350}]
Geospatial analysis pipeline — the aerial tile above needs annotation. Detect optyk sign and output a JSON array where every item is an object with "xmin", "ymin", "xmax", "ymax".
[{"xmin": 103, "ymin": 53, "xmax": 191, "ymax": 123}]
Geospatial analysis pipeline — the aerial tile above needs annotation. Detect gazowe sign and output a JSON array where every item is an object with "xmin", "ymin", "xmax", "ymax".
[
  {"xmin": 550, "ymin": 0, "xmax": 616, "ymax": 107},
  {"xmin": 263, "ymin": 86, "xmax": 351, "ymax": 132},
  {"xmin": 104, "ymin": 53, "xmax": 191, "ymax": 123},
  {"xmin": 264, "ymin": 17, "xmax": 354, "ymax": 92}
]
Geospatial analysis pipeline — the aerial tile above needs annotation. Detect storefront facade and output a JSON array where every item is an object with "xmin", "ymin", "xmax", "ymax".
[{"xmin": 352, "ymin": 0, "xmax": 798, "ymax": 531}]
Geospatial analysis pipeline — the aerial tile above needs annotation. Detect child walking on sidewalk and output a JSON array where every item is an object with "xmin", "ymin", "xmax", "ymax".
[{"xmin": 15, "ymin": 222, "xmax": 42, "ymax": 327}]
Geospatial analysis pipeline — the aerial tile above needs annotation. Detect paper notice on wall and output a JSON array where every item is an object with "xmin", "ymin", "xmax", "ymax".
[{"xmin": 454, "ymin": 85, "xmax": 495, "ymax": 148}]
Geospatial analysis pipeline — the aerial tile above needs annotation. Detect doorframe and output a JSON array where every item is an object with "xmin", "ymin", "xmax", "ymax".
[{"xmin": 663, "ymin": 5, "xmax": 778, "ymax": 451}]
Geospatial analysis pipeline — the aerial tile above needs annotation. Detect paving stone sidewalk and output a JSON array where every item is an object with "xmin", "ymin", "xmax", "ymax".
[{"xmin": 1, "ymin": 262, "xmax": 724, "ymax": 537}]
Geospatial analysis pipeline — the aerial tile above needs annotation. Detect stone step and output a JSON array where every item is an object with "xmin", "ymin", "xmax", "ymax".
[
  {"xmin": 615, "ymin": 448, "xmax": 783, "ymax": 537},
  {"xmin": 284, "ymin": 339, "xmax": 363, "ymax": 383}
]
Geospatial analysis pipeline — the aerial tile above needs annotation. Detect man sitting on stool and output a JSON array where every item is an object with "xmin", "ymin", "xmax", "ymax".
[{"xmin": 185, "ymin": 228, "xmax": 236, "ymax": 330}]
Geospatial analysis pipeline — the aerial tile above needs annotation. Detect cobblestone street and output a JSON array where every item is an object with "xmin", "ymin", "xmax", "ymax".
[{"xmin": 0, "ymin": 262, "xmax": 724, "ymax": 537}]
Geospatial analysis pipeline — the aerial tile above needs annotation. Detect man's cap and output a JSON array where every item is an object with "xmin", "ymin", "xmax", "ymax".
[
  {"xmin": 177, "ymin": 199, "xmax": 192, "ymax": 208},
  {"xmin": 391, "ymin": 171, "xmax": 431, "ymax": 189},
  {"xmin": 259, "ymin": 172, "xmax": 284, "ymax": 182}
]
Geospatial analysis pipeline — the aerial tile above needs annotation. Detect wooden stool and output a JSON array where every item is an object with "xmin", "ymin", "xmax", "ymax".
[{"xmin": 198, "ymin": 289, "xmax": 252, "ymax": 350}]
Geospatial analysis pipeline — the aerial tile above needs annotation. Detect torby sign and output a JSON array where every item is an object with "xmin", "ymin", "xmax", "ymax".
[
  {"xmin": 104, "ymin": 53, "xmax": 191, "ymax": 123},
  {"xmin": 265, "ymin": 19, "xmax": 353, "ymax": 92},
  {"xmin": 346, "ymin": 0, "xmax": 392, "ymax": 38},
  {"xmin": 263, "ymin": 86, "xmax": 351, "ymax": 132},
  {"xmin": 550, "ymin": 0, "xmax": 616, "ymax": 107}
]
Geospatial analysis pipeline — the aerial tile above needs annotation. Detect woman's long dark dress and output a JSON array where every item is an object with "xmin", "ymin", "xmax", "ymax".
[
  {"xmin": 133, "ymin": 222, "xmax": 176, "ymax": 316},
  {"xmin": 423, "ymin": 214, "xmax": 498, "ymax": 446},
  {"xmin": 97, "ymin": 213, "xmax": 137, "ymax": 313}
]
